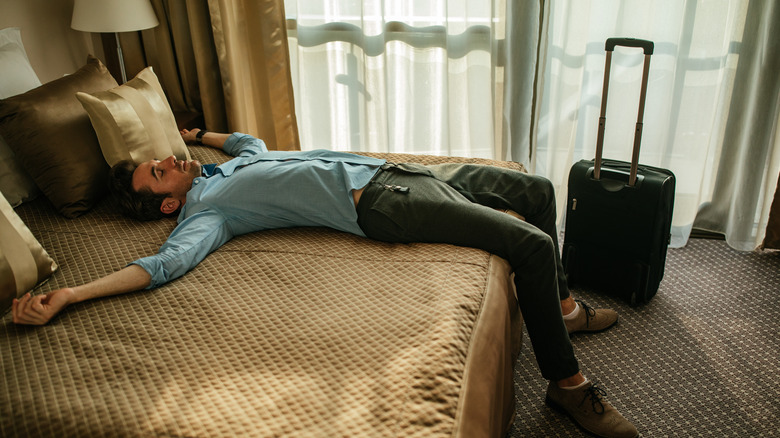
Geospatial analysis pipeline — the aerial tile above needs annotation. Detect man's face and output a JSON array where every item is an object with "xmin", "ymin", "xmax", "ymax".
[{"xmin": 132, "ymin": 155, "xmax": 202, "ymax": 202}]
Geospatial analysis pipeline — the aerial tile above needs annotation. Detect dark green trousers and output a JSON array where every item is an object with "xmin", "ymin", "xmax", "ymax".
[{"xmin": 356, "ymin": 163, "xmax": 579, "ymax": 381}]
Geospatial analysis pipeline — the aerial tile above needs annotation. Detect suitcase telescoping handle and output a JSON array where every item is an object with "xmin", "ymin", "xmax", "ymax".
[{"xmin": 593, "ymin": 38, "xmax": 654, "ymax": 187}]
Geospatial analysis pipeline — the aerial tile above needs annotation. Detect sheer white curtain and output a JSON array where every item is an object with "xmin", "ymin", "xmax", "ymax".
[
  {"xmin": 284, "ymin": 0, "xmax": 507, "ymax": 158},
  {"xmin": 534, "ymin": 0, "xmax": 780, "ymax": 250},
  {"xmin": 282, "ymin": 0, "xmax": 779, "ymax": 251}
]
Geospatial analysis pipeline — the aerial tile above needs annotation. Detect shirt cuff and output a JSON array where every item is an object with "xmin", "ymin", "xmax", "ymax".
[
  {"xmin": 222, "ymin": 133, "xmax": 268, "ymax": 156},
  {"xmin": 128, "ymin": 258, "xmax": 166, "ymax": 289}
]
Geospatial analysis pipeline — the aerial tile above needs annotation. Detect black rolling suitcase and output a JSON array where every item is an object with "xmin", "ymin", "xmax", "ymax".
[{"xmin": 562, "ymin": 38, "xmax": 675, "ymax": 305}]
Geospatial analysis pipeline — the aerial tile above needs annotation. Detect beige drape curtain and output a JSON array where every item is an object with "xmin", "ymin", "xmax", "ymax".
[
  {"xmin": 120, "ymin": 0, "xmax": 299, "ymax": 151},
  {"xmin": 764, "ymin": 176, "xmax": 780, "ymax": 250},
  {"xmin": 207, "ymin": 0, "xmax": 299, "ymax": 150}
]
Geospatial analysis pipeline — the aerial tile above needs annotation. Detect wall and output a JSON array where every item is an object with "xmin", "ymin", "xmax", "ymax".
[{"xmin": 1, "ymin": 0, "xmax": 104, "ymax": 83}]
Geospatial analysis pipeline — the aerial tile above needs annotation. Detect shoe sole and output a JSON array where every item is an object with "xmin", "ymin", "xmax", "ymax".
[
  {"xmin": 567, "ymin": 318, "xmax": 619, "ymax": 337},
  {"xmin": 545, "ymin": 395, "xmax": 639, "ymax": 438}
]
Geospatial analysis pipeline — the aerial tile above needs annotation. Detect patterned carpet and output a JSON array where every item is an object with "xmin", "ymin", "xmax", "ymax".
[{"xmin": 508, "ymin": 238, "xmax": 780, "ymax": 437}]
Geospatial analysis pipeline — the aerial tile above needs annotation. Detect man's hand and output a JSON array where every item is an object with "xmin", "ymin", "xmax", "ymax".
[
  {"xmin": 180, "ymin": 128, "xmax": 201, "ymax": 145},
  {"xmin": 12, "ymin": 289, "xmax": 76, "ymax": 326},
  {"xmin": 11, "ymin": 265, "xmax": 152, "ymax": 326},
  {"xmin": 180, "ymin": 128, "xmax": 228, "ymax": 150}
]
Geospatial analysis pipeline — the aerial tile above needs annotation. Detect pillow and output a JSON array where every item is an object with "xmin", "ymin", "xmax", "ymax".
[
  {"xmin": 0, "ymin": 28, "xmax": 41, "ymax": 98},
  {"xmin": 0, "ymin": 27, "xmax": 42, "ymax": 207},
  {"xmin": 0, "ymin": 193, "xmax": 57, "ymax": 315},
  {"xmin": 77, "ymin": 66, "xmax": 190, "ymax": 166},
  {"xmin": 0, "ymin": 55, "xmax": 118, "ymax": 218},
  {"xmin": 0, "ymin": 136, "xmax": 39, "ymax": 207}
]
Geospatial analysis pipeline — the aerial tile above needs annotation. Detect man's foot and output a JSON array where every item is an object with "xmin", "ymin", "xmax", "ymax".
[
  {"xmin": 564, "ymin": 300, "xmax": 618, "ymax": 335},
  {"xmin": 546, "ymin": 380, "xmax": 638, "ymax": 438}
]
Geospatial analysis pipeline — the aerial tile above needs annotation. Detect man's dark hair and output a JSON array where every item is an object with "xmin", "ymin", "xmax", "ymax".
[{"xmin": 108, "ymin": 160, "xmax": 175, "ymax": 221}]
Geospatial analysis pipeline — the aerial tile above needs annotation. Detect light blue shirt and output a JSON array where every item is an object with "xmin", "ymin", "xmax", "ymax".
[{"xmin": 131, "ymin": 133, "xmax": 385, "ymax": 288}]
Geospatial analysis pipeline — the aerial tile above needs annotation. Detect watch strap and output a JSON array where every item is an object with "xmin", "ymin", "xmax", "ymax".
[{"xmin": 195, "ymin": 130, "xmax": 208, "ymax": 145}]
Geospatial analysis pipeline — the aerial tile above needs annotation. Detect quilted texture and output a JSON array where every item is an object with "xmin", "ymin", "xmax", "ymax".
[{"xmin": 1, "ymin": 148, "xmax": 525, "ymax": 437}]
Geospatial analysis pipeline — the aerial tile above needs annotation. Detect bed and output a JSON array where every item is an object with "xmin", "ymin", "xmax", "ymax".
[
  {"xmin": 1, "ymin": 148, "xmax": 525, "ymax": 437},
  {"xmin": 0, "ymin": 29, "xmax": 525, "ymax": 437}
]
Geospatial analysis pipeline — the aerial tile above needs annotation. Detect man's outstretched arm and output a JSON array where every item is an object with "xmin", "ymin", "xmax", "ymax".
[
  {"xmin": 12, "ymin": 265, "xmax": 151, "ymax": 326},
  {"xmin": 180, "ymin": 128, "xmax": 231, "ymax": 150}
]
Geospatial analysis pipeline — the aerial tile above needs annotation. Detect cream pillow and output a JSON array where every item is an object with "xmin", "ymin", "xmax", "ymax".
[
  {"xmin": 0, "ymin": 194, "xmax": 57, "ymax": 314},
  {"xmin": 0, "ymin": 28, "xmax": 41, "ymax": 98},
  {"xmin": 76, "ymin": 66, "xmax": 190, "ymax": 166}
]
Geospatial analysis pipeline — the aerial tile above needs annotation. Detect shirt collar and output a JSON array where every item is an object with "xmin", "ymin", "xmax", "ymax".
[{"xmin": 201, "ymin": 163, "xmax": 218, "ymax": 177}]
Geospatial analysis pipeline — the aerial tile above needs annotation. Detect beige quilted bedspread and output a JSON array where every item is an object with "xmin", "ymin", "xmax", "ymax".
[{"xmin": 1, "ymin": 147, "xmax": 524, "ymax": 437}]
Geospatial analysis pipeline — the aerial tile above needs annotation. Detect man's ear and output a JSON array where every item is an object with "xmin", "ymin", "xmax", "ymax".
[{"xmin": 160, "ymin": 198, "xmax": 181, "ymax": 215}]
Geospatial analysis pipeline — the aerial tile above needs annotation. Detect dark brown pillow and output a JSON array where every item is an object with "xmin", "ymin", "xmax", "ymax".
[{"xmin": 0, "ymin": 55, "xmax": 118, "ymax": 218}]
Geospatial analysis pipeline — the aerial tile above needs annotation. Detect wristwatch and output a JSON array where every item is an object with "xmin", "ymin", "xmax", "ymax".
[{"xmin": 195, "ymin": 130, "xmax": 208, "ymax": 145}]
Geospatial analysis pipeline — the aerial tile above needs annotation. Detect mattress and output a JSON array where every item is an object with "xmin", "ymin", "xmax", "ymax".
[{"xmin": 1, "ymin": 147, "xmax": 524, "ymax": 437}]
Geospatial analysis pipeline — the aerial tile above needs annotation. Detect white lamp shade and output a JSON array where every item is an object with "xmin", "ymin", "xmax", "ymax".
[{"xmin": 71, "ymin": 0, "xmax": 159, "ymax": 33}]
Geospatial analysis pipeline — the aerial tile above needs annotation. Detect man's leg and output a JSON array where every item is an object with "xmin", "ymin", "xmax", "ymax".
[
  {"xmin": 424, "ymin": 163, "xmax": 619, "ymax": 335},
  {"xmin": 357, "ymin": 166, "xmax": 578, "ymax": 381},
  {"xmin": 424, "ymin": 164, "xmax": 570, "ymax": 293},
  {"xmin": 356, "ymin": 166, "xmax": 637, "ymax": 438}
]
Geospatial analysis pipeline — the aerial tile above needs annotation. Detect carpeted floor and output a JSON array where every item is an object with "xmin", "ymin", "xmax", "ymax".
[{"xmin": 507, "ymin": 238, "xmax": 780, "ymax": 437}]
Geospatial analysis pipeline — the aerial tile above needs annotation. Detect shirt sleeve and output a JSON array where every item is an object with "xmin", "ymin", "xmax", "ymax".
[
  {"xmin": 130, "ymin": 210, "xmax": 234, "ymax": 289},
  {"xmin": 222, "ymin": 133, "xmax": 269, "ymax": 157}
]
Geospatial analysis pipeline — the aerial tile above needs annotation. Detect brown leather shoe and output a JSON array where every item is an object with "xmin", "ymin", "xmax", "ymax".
[
  {"xmin": 546, "ymin": 380, "xmax": 638, "ymax": 438},
  {"xmin": 565, "ymin": 300, "xmax": 618, "ymax": 334}
]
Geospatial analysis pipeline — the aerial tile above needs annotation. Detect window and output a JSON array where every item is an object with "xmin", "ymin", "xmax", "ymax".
[{"xmin": 284, "ymin": 0, "xmax": 506, "ymax": 158}]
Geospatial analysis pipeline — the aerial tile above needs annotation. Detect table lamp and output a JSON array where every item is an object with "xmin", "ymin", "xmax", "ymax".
[{"xmin": 71, "ymin": 0, "xmax": 159, "ymax": 83}]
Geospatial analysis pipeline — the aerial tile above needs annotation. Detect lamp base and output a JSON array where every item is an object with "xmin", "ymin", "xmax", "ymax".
[
  {"xmin": 99, "ymin": 33, "xmax": 124, "ymax": 84},
  {"xmin": 115, "ymin": 32, "xmax": 128, "ymax": 83}
]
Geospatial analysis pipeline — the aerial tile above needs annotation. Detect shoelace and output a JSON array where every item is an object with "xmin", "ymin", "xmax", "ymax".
[
  {"xmin": 575, "ymin": 299, "xmax": 597, "ymax": 328},
  {"xmin": 579, "ymin": 383, "xmax": 607, "ymax": 414}
]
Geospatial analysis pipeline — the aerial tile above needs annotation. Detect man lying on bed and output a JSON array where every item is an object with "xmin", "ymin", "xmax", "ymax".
[{"xmin": 13, "ymin": 129, "xmax": 638, "ymax": 438}]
